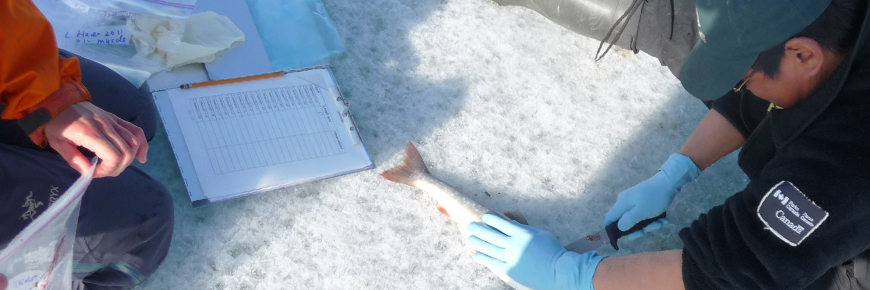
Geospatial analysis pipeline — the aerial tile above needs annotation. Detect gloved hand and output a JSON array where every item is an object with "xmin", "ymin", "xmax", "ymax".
[
  {"xmin": 465, "ymin": 214, "xmax": 605, "ymax": 290},
  {"xmin": 604, "ymin": 153, "xmax": 700, "ymax": 239}
]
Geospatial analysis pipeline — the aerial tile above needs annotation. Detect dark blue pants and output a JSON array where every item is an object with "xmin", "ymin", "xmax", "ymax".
[{"xmin": 0, "ymin": 50, "xmax": 173, "ymax": 290}]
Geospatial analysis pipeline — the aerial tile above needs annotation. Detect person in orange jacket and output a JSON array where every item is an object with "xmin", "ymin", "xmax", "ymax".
[{"xmin": 0, "ymin": 1, "xmax": 173, "ymax": 289}]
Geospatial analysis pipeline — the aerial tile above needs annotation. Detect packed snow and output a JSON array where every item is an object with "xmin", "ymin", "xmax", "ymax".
[{"xmin": 135, "ymin": 0, "xmax": 748, "ymax": 289}]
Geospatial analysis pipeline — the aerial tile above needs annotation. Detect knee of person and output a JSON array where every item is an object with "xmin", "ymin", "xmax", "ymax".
[
  {"xmin": 148, "ymin": 178, "xmax": 175, "ymax": 227},
  {"xmin": 109, "ymin": 167, "xmax": 174, "ymax": 229},
  {"xmin": 133, "ymin": 176, "xmax": 174, "ymax": 261},
  {"xmin": 146, "ymin": 180, "xmax": 174, "ymax": 267},
  {"xmin": 134, "ymin": 86, "xmax": 159, "ymax": 142}
]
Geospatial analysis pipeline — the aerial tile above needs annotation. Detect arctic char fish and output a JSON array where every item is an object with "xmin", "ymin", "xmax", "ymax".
[{"xmin": 380, "ymin": 143, "xmax": 531, "ymax": 290}]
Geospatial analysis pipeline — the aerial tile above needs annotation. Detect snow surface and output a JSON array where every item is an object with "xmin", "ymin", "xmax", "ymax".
[{"xmin": 135, "ymin": 0, "xmax": 749, "ymax": 289}]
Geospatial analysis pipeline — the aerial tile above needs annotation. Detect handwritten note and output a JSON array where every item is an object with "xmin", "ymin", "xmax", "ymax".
[
  {"xmin": 63, "ymin": 25, "xmax": 131, "ymax": 45},
  {"xmin": 9, "ymin": 270, "xmax": 42, "ymax": 290}
]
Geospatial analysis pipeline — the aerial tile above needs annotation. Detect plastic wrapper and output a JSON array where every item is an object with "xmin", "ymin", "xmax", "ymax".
[
  {"xmin": 0, "ymin": 161, "xmax": 96, "ymax": 290},
  {"xmin": 246, "ymin": 0, "xmax": 346, "ymax": 70},
  {"xmin": 34, "ymin": 0, "xmax": 196, "ymax": 87}
]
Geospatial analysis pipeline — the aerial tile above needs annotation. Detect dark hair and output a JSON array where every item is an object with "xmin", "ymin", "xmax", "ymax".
[{"xmin": 751, "ymin": 0, "xmax": 867, "ymax": 78}]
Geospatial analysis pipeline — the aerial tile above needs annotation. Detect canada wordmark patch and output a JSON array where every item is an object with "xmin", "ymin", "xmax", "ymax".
[{"xmin": 757, "ymin": 181, "xmax": 829, "ymax": 246}]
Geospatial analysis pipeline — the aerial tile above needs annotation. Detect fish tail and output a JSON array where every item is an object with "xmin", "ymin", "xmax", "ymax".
[{"xmin": 380, "ymin": 143, "xmax": 430, "ymax": 186}]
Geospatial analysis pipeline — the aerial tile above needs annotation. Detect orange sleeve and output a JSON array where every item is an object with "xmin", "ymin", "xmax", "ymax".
[{"xmin": 0, "ymin": 0, "xmax": 89, "ymax": 120}]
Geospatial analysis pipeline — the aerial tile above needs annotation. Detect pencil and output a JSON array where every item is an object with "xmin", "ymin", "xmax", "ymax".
[{"xmin": 180, "ymin": 71, "xmax": 287, "ymax": 89}]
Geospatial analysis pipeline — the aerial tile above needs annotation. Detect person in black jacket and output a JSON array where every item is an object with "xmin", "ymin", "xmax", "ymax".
[{"xmin": 466, "ymin": 0, "xmax": 870, "ymax": 289}]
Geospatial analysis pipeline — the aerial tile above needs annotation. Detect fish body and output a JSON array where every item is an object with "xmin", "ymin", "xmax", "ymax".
[
  {"xmin": 380, "ymin": 143, "xmax": 525, "ymax": 235},
  {"xmin": 380, "ymin": 143, "xmax": 531, "ymax": 290},
  {"xmin": 406, "ymin": 167, "xmax": 499, "ymax": 235}
]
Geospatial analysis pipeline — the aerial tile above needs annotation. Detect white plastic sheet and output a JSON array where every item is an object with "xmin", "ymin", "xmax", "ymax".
[
  {"xmin": 246, "ymin": 0, "xmax": 346, "ymax": 70},
  {"xmin": 136, "ymin": 11, "xmax": 245, "ymax": 69}
]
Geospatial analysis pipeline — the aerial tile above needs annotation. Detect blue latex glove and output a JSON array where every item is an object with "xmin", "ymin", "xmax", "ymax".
[
  {"xmin": 465, "ymin": 214, "xmax": 605, "ymax": 290},
  {"xmin": 604, "ymin": 153, "xmax": 700, "ymax": 239}
]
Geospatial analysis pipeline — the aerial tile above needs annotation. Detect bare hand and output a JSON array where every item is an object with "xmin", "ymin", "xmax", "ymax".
[
  {"xmin": 0, "ymin": 273, "xmax": 7, "ymax": 290},
  {"xmin": 44, "ymin": 102, "xmax": 148, "ymax": 178}
]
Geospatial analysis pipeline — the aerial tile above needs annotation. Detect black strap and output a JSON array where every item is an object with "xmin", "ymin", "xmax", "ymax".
[
  {"xmin": 16, "ymin": 108, "xmax": 51, "ymax": 134},
  {"xmin": 594, "ymin": 0, "xmax": 645, "ymax": 61},
  {"xmin": 594, "ymin": 0, "xmax": 677, "ymax": 62}
]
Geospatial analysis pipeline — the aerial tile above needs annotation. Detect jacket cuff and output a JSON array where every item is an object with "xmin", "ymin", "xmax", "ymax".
[
  {"xmin": 17, "ymin": 81, "xmax": 91, "ymax": 147},
  {"xmin": 553, "ymin": 251, "xmax": 606, "ymax": 290},
  {"xmin": 661, "ymin": 153, "xmax": 701, "ymax": 186}
]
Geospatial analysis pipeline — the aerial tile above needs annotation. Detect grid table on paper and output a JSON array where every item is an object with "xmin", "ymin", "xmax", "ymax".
[{"xmin": 188, "ymin": 84, "xmax": 346, "ymax": 175}]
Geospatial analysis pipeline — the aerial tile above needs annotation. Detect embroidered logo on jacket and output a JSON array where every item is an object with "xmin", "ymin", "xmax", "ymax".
[
  {"xmin": 19, "ymin": 185, "xmax": 61, "ymax": 221},
  {"xmin": 20, "ymin": 192, "xmax": 44, "ymax": 221},
  {"xmin": 757, "ymin": 181, "xmax": 829, "ymax": 246}
]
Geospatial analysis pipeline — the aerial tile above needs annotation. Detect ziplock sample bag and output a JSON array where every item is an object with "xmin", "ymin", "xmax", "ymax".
[
  {"xmin": 246, "ymin": 0, "xmax": 346, "ymax": 70},
  {"xmin": 34, "ymin": 0, "xmax": 196, "ymax": 87},
  {"xmin": 0, "ymin": 161, "xmax": 96, "ymax": 290}
]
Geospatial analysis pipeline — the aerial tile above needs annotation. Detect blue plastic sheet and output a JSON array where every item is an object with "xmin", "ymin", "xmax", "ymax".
[{"xmin": 246, "ymin": 0, "xmax": 346, "ymax": 71}]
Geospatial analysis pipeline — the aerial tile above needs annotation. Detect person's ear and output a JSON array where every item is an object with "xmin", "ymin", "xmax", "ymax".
[{"xmin": 784, "ymin": 37, "xmax": 824, "ymax": 78}]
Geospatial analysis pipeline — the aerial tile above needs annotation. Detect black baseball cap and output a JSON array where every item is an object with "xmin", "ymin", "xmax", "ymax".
[{"xmin": 679, "ymin": 0, "xmax": 833, "ymax": 101}]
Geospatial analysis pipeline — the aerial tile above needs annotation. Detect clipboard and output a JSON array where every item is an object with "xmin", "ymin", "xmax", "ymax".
[
  {"xmin": 152, "ymin": 66, "xmax": 373, "ymax": 206},
  {"xmin": 145, "ymin": 0, "xmax": 372, "ymax": 206}
]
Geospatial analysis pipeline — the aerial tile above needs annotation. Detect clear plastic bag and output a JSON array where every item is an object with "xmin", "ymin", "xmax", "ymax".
[
  {"xmin": 0, "ymin": 161, "xmax": 96, "ymax": 290},
  {"xmin": 245, "ymin": 0, "xmax": 346, "ymax": 70},
  {"xmin": 34, "ymin": 0, "xmax": 196, "ymax": 87},
  {"xmin": 59, "ymin": 0, "xmax": 196, "ymax": 19}
]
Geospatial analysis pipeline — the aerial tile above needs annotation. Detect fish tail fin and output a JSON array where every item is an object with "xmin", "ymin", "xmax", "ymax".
[
  {"xmin": 503, "ymin": 210, "xmax": 529, "ymax": 225},
  {"xmin": 380, "ymin": 143, "xmax": 431, "ymax": 186}
]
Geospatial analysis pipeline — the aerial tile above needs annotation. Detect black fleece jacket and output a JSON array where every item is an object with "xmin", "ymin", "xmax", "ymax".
[{"xmin": 679, "ymin": 6, "xmax": 870, "ymax": 290}]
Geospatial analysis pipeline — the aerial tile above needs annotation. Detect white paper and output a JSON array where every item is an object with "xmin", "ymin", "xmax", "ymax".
[{"xmin": 165, "ymin": 68, "xmax": 372, "ymax": 201}]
